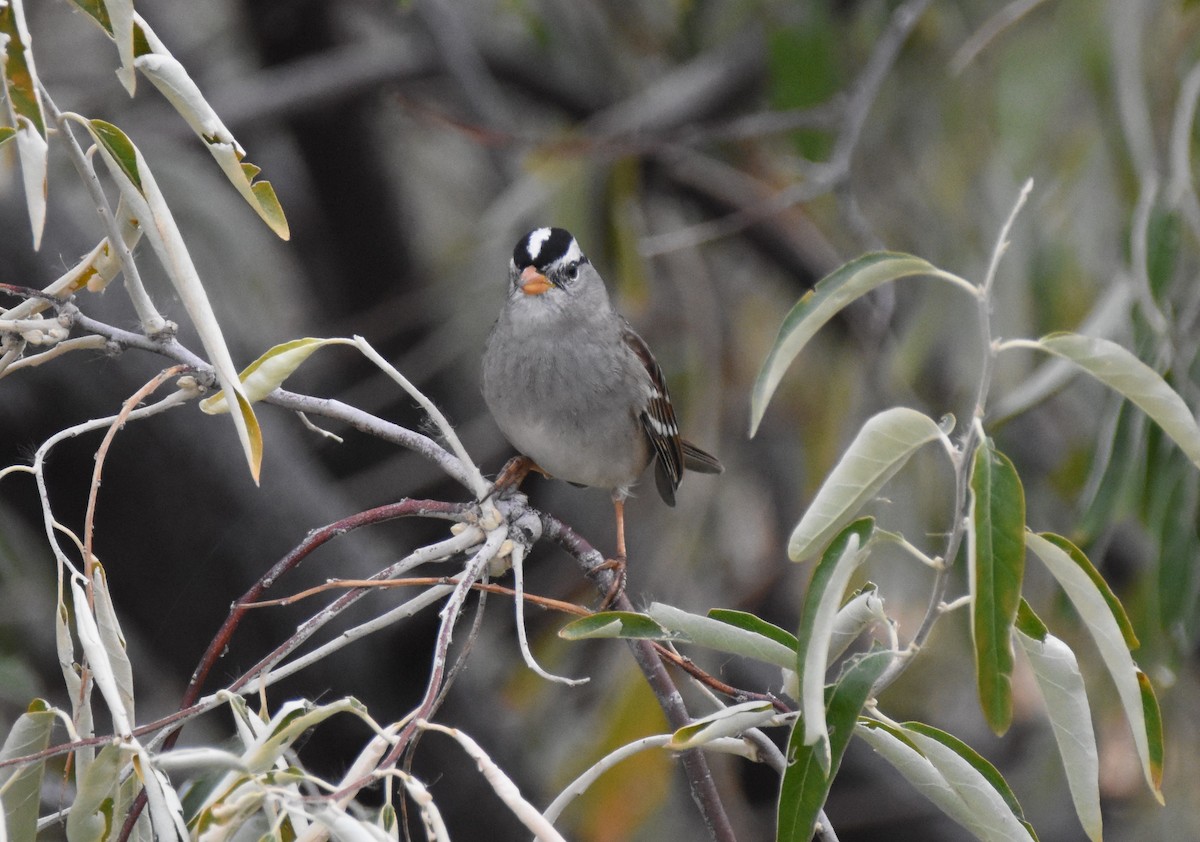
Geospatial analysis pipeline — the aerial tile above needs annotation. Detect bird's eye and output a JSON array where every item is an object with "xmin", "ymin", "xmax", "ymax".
[{"xmin": 563, "ymin": 262, "xmax": 579, "ymax": 282}]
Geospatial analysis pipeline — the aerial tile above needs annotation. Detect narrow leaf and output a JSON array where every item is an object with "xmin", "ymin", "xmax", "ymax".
[
  {"xmin": 707, "ymin": 608, "xmax": 799, "ymax": 650},
  {"xmin": 777, "ymin": 650, "xmax": 890, "ymax": 842},
  {"xmin": 133, "ymin": 751, "xmax": 187, "ymax": 840},
  {"xmin": 969, "ymin": 439, "xmax": 1026, "ymax": 736},
  {"xmin": 1014, "ymin": 617, "xmax": 1102, "ymax": 841},
  {"xmin": 828, "ymin": 585, "xmax": 886, "ymax": 664},
  {"xmin": 133, "ymin": 45, "xmax": 290, "ymax": 238},
  {"xmin": 1035, "ymin": 333, "xmax": 1200, "ymax": 469},
  {"xmin": 670, "ymin": 701, "xmax": 778, "ymax": 750},
  {"xmin": 71, "ymin": 579, "xmax": 133, "ymax": 734},
  {"xmin": 201, "ymin": 338, "xmax": 340, "ymax": 413},
  {"xmin": 106, "ymin": 0, "xmax": 137, "ymax": 93},
  {"xmin": 750, "ymin": 252, "xmax": 971, "ymax": 435},
  {"xmin": 88, "ymin": 119, "xmax": 142, "ymax": 191},
  {"xmin": 1026, "ymin": 531, "xmax": 1162, "ymax": 801},
  {"xmin": 66, "ymin": 742, "xmax": 131, "ymax": 841},
  {"xmin": 1137, "ymin": 671, "xmax": 1165, "ymax": 803},
  {"xmin": 558, "ymin": 611, "xmax": 683, "ymax": 642},
  {"xmin": 0, "ymin": 0, "xmax": 48, "ymax": 247},
  {"xmin": 648, "ymin": 603, "xmax": 796, "ymax": 669},
  {"xmin": 0, "ymin": 700, "xmax": 56, "ymax": 841},
  {"xmin": 856, "ymin": 720, "xmax": 985, "ymax": 838},
  {"xmin": 83, "ymin": 118, "xmax": 263, "ymax": 482},
  {"xmin": 904, "ymin": 722, "xmax": 1038, "ymax": 840},
  {"xmin": 796, "ymin": 519, "xmax": 876, "ymax": 763},
  {"xmin": 789, "ymin": 408, "xmax": 946, "ymax": 562},
  {"xmin": 91, "ymin": 565, "xmax": 136, "ymax": 726}
]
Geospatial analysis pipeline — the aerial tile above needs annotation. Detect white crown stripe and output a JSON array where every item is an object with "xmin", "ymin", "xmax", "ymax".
[{"xmin": 526, "ymin": 227, "xmax": 553, "ymax": 261}]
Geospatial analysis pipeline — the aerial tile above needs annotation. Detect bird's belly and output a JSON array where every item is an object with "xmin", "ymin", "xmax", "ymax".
[{"xmin": 499, "ymin": 412, "xmax": 649, "ymax": 491}]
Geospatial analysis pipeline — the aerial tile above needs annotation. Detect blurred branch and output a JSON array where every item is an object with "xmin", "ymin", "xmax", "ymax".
[
  {"xmin": 950, "ymin": 0, "xmax": 1052, "ymax": 75},
  {"xmin": 640, "ymin": 0, "xmax": 933, "ymax": 257}
]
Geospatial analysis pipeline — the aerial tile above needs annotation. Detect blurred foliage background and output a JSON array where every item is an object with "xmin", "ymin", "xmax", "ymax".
[{"xmin": 2, "ymin": 0, "xmax": 1200, "ymax": 839}]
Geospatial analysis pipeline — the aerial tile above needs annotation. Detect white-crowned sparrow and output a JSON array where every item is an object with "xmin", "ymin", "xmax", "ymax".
[{"xmin": 482, "ymin": 226, "xmax": 722, "ymax": 567}]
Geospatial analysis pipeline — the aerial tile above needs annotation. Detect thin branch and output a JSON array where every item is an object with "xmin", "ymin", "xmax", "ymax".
[
  {"xmin": 84, "ymin": 366, "xmax": 187, "ymax": 592},
  {"xmin": 950, "ymin": 0, "xmax": 1053, "ymax": 75},
  {"xmin": 265, "ymin": 388, "xmax": 476, "ymax": 490},
  {"xmin": 540, "ymin": 512, "xmax": 737, "ymax": 842},
  {"xmin": 873, "ymin": 179, "xmax": 1032, "ymax": 694},
  {"xmin": 176, "ymin": 498, "xmax": 474, "ymax": 715},
  {"xmin": 41, "ymin": 95, "xmax": 168, "ymax": 335}
]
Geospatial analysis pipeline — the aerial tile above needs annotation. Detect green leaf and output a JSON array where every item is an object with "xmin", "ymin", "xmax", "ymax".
[
  {"xmin": 776, "ymin": 650, "xmax": 890, "ymax": 842},
  {"xmin": 750, "ymin": 253, "xmax": 971, "ymax": 435},
  {"xmin": 1137, "ymin": 670, "xmax": 1164, "ymax": 801},
  {"xmin": 859, "ymin": 718, "xmax": 1037, "ymax": 841},
  {"xmin": 903, "ymin": 722, "xmax": 1038, "ymax": 840},
  {"xmin": 558, "ymin": 611, "xmax": 683, "ymax": 642},
  {"xmin": 132, "ymin": 46, "xmax": 290, "ymax": 238},
  {"xmin": 648, "ymin": 603, "xmax": 796, "ymax": 669},
  {"xmin": 0, "ymin": 0, "xmax": 48, "ymax": 248},
  {"xmin": 969, "ymin": 439, "xmax": 1026, "ymax": 736},
  {"xmin": 707, "ymin": 609, "xmax": 799, "ymax": 651},
  {"xmin": 62, "ymin": 0, "xmax": 112, "ymax": 33},
  {"xmin": 1025, "ymin": 532, "xmax": 1161, "ymax": 802},
  {"xmin": 1034, "ymin": 333, "xmax": 1200, "ymax": 469},
  {"xmin": 1014, "ymin": 610, "xmax": 1102, "ymax": 841},
  {"xmin": 67, "ymin": 742, "xmax": 132, "ymax": 841},
  {"xmin": 0, "ymin": 125, "xmax": 15, "ymax": 145},
  {"xmin": 1146, "ymin": 206, "xmax": 1181, "ymax": 301},
  {"xmin": 0, "ymin": 700, "xmax": 57, "ymax": 841},
  {"xmin": 795, "ymin": 519, "xmax": 876, "ymax": 765},
  {"xmin": 88, "ymin": 119, "xmax": 143, "ymax": 192},
  {"xmin": 0, "ymin": 2, "xmax": 46, "ymax": 135},
  {"xmin": 856, "ymin": 719, "xmax": 984, "ymax": 837},
  {"xmin": 201, "ymin": 338, "xmax": 341, "ymax": 414},
  {"xmin": 1030, "ymin": 533, "xmax": 1137, "ymax": 648},
  {"xmin": 670, "ymin": 701, "xmax": 778, "ymax": 750},
  {"xmin": 789, "ymin": 408, "xmax": 947, "ymax": 562},
  {"xmin": 82, "ymin": 117, "xmax": 264, "ymax": 483}
]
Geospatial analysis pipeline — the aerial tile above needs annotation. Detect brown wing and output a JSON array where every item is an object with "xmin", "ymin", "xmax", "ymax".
[{"xmin": 623, "ymin": 327, "xmax": 685, "ymax": 506}]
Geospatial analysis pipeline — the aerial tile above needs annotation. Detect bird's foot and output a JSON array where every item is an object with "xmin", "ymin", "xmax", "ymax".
[
  {"xmin": 595, "ymin": 555, "xmax": 627, "ymax": 610},
  {"xmin": 487, "ymin": 455, "xmax": 548, "ymax": 500}
]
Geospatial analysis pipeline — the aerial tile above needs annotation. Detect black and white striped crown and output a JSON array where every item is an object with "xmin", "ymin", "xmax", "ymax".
[{"xmin": 513, "ymin": 227, "xmax": 585, "ymax": 271}]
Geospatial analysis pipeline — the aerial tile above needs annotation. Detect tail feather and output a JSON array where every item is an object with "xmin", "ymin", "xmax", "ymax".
[{"xmin": 682, "ymin": 441, "xmax": 723, "ymax": 474}]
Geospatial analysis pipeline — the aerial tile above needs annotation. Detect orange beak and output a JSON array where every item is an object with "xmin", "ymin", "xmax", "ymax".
[{"xmin": 520, "ymin": 265, "xmax": 553, "ymax": 295}]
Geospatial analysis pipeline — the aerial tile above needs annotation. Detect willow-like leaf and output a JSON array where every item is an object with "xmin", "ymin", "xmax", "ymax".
[
  {"xmin": 82, "ymin": 117, "xmax": 263, "ymax": 483},
  {"xmin": 1026, "ymin": 532, "xmax": 1163, "ymax": 802},
  {"xmin": 1014, "ymin": 602, "xmax": 1102, "ymax": 841},
  {"xmin": 0, "ymin": 700, "xmax": 56, "ymax": 841},
  {"xmin": 558, "ymin": 611, "xmax": 683, "ymax": 642},
  {"xmin": 968, "ymin": 439, "xmax": 1026, "ymax": 735},
  {"xmin": 777, "ymin": 650, "xmax": 890, "ymax": 842},
  {"xmin": 1033, "ymin": 332, "xmax": 1200, "ymax": 468},
  {"xmin": 789, "ymin": 408, "xmax": 947, "ymax": 562},
  {"xmin": 0, "ymin": 0, "xmax": 48, "ymax": 247},
  {"xmin": 750, "ymin": 252, "xmax": 972, "ymax": 435},
  {"xmin": 201, "ymin": 338, "xmax": 343, "ymax": 413},
  {"xmin": 795, "ymin": 519, "xmax": 876, "ymax": 766}
]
